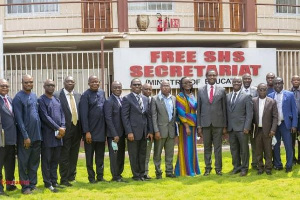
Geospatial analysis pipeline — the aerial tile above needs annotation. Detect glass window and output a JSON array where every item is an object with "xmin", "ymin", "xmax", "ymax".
[
  {"xmin": 129, "ymin": 2, "xmax": 173, "ymax": 12},
  {"xmin": 276, "ymin": 0, "xmax": 297, "ymax": 14},
  {"xmin": 7, "ymin": 0, "xmax": 58, "ymax": 14}
]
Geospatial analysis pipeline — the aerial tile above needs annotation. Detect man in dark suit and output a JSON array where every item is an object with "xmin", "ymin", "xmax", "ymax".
[
  {"xmin": 142, "ymin": 83, "xmax": 153, "ymax": 180},
  {"xmin": 122, "ymin": 78, "xmax": 153, "ymax": 181},
  {"xmin": 0, "ymin": 79, "xmax": 17, "ymax": 196},
  {"xmin": 290, "ymin": 75, "xmax": 300, "ymax": 164},
  {"xmin": 197, "ymin": 69, "xmax": 227, "ymax": 176},
  {"xmin": 242, "ymin": 73, "xmax": 258, "ymax": 170},
  {"xmin": 227, "ymin": 77, "xmax": 253, "ymax": 176},
  {"xmin": 54, "ymin": 76, "xmax": 81, "ymax": 187},
  {"xmin": 80, "ymin": 75, "xmax": 106, "ymax": 183},
  {"xmin": 268, "ymin": 77, "xmax": 298, "ymax": 172},
  {"xmin": 253, "ymin": 83, "xmax": 278, "ymax": 175},
  {"xmin": 104, "ymin": 81, "xmax": 126, "ymax": 182},
  {"xmin": 38, "ymin": 79, "xmax": 66, "ymax": 193},
  {"xmin": 151, "ymin": 81, "xmax": 176, "ymax": 179},
  {"xmin": 13, "ymin": 75, "xmax": 42, "ymax": 195}
]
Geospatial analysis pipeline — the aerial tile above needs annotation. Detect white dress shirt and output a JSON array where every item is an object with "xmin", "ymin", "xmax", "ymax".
[
  {"xmin": 0, "ymin": 94, "xmax": 12, "ymax": 113},
  {"xmin": 207, "ymin": 84, "xmax": 216, "ymax": 97},
  {"xmin": 63, "ymin": 88, "xmax": 79, "ymax": 118},
  {"xmin": 274, "ymin": 91, "xmax": 284, "ymax": 125},
  {"xmin": 242, "ymin": 87, "xmax": 251, "ymax": 95},
  {"xmin": 258, "ymin": 98, "xmax": 266, "ymax": 127},
  {"xmin": 230, "ymin": 89, "xmax": 241, "ymax": 104}
]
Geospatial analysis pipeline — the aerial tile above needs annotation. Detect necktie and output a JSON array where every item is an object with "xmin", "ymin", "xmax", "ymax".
[
  {"xmin": 118, "ymin": 96, "xmax": 122, "ymax": 106},
  {"xmin": 137, "ymin": 95, "xmax": 143, "ymax": 111},
  {"xmin": 231, "ymin": 92, "xmax": 237, "ymax": 108},
  {"xmin": 68, "ymin": 93, "xmax": 78, "ymax": 126},
  {"xmin": 3, "ymin": 97, "xmax": 12, "ymax": 113},
  {"xmin": 245, "ymin": 89, "xmax": 248, "ymax": 93},
  {"xmin": 209, "ymin": 85, "xmax": 214, "ymax": 103}
]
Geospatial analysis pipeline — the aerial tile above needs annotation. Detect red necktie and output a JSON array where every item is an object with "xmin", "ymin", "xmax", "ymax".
[
  {"xmin": 3, "ymin": 97, "xmax": 12, "ymax": 113},
  {"xmin": 209, "ymin": 85, "xmax": 214, "ymax": 104}
]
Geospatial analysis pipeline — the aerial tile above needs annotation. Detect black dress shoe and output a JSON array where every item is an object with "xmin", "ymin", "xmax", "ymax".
[
  {"xmin": 47, "ymin": 186, "xmax": 58, "ymax": 193},
  {"xmin": 156, "ymin": 174, "xmax": 162, "ymax": 179},
  {"xmin": 97, "ymin": 177, "xmax": 107, "ymax": 182},
  {"xmin": 0, "ymin": 191, "xmax": 9, "ymax": 196},
  {"xmin": 216, "ymin": 170, "xmax": 222, "ymax": 176},
  {"xmin": 257, "ymin": 170, "xmax": 264, "ymax": 175},
  {"xmin": 60, "ymin": 181, "xmax": 72, "ymax": 187},
  {"xmin": 203, "ymin": 170, "xmax": 211, "ymax": 176},
  {"xmin": 252, "ymin": 165, "xmax": 258, "ymax": 170},
  {"xmin": 266, "ymin": 171, "xmax": 272, "ymax": 175},
  {"xmin": 52, "ymin": 183, "xmax": 64, "ymax": 189},
  {"xmin": 240, "ymin": 171, "xmax": 248, "ymax": 177},
  {"xmin": 230, "ymin": 169, "xmax": 240, "ymax": 175},
  {"xmin": 113, "ymin": 178, "xmax": 128, "ymax": 183},
  {"xmin": 132, "ymin": 177, "xmax": 141, "ymax": 181},
  {"xmin": 166, "ymin": 174, "xmax": 176, "ymax": 178},
  {"xmin": 30, "ymin": 186, "xmax": 40, "ymax": 192},
  {"xmin": 22, "ymin": 188, "xmax": 32, "ymax": 194},
  {"xmin": 6, "ymin": 185, "xmax": 17, "ymax": 191},
  {"xmin": 285, "ymin": 168, "xmax": 292, "ymax": 173},
  {"xmin": 143, "ymin": 175, "xmax": 152, "ymax": 180},
  {"xmin": 89, "ymin": 180, "xmax": 98, "ymax": 184},
  {"xmin": 274, "ymin": 166, "xmax": 283, "ymax": 170}
]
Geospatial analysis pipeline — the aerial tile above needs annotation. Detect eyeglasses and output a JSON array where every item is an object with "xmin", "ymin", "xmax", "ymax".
[
  {"xmin": 23, "ymin": 81, "xmax": 33, "ymax": 84},
  {"xmin": 132, "ymin": 84, "xmax": 141, "ymax": 86}
]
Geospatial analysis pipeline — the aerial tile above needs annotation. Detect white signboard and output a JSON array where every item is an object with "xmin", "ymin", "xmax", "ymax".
[
  {"xmin": 114, "ymin": 48, "xmax": 277, "ymax": 89},
  {"xmin": 0, "ymin": 25, "xmax": 3, "ymax": 78}
]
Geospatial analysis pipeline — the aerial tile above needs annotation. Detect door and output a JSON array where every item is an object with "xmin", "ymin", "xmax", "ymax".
[
  {"xmin": 230, "ymin": 0, "xmax": 244, "ymax": 32},
  {"xmin": 82, "ymin": 0, "xmax": 112, "ymax": 32},
  {"xmin": 194, "ymin": 0, "xmax": 222, "ymax": 31}
]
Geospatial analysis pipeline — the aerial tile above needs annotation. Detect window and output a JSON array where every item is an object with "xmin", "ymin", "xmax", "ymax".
[
  {"xmin": 7, "ymin": 0, "xmax": 58, "ymax": 15},
  {"xmin": 129, "ymin": 2, "xmax": 173, "ymax": 12},
  {"xmin": 276, "ymin": 0, "xmax": 298, "ymax": 14}
]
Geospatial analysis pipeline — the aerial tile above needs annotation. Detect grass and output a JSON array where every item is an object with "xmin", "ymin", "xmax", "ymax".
[{"xmin": 2, "ymin": 148, "xmax": 300, "ymax": 200}]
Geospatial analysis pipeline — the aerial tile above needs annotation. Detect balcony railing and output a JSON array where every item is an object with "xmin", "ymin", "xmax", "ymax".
[{"xmin": 0, "ymin": 0, "xmax": 300, "ymax": 35}]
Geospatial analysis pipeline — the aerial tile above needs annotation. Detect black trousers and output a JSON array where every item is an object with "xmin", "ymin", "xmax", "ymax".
[
  {"xmin": 292, "ymin": 131, "xmax": 300, "ymax": 162},
  {"xmin": 127, "ymin": 138, "xmax": 147, "ymax": 179},
  {"xmin": 41, "ymin": 146, "xmax": 62, "ymax": 187},
  {"xmin": 17, "ymin": 140, "xmax": 41, "ymax": 192},
  {"xmin": 84, "ymin": 141, "xmax": 105, "ymax": 182},
  {"xmin": 59, "ymin": 123, "xmax": 81, "ymax": 183},
  {"xmin": 108, "ymin": 136, "xmax": 125, "ymax": 180},
  {"xmin": 0, "ymin": 145, "xmax": 16, "ymax": 191}
]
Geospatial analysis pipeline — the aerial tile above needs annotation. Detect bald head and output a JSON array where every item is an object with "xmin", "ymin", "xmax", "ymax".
[
  {"xmin": 291, "ymin": 75, "xmax": 300, "ymax": 89},
  {"xmin": 22, "ymin": 74, "xmax": 33, "ymax": 93},
  {"xmin": 142, "ymin": 83, "xmax": 152, "ymax": 97},
  {"xmin": 44, "ymin": 79, "xmax": 55, "ymax": 96},
  {"xmin": 232, "ymin": 77, "xmax": 242, "ymax": 92},
  {"xmin": 266, "ymin": 72, "xmax": 275, "ymax": 87},
  {"xmin": 64, "ymin": 76, "xmax": 75, "ymax": 92},
  {"xmin": 242, "ymin": 73, "xmax": 252, "ymax": 88},
  {"xmin": 88, "ymin": 75, "xmax": 100, "ymax": 91},
  {"xmin": 111, "ymin": 81, "xmax": 122, "ymax": 97}
]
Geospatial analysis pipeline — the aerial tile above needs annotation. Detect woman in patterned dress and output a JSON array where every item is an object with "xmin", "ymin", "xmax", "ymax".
[{"xmin": 174, "ymin": 77, "xmax": 200, "ymax": 177}]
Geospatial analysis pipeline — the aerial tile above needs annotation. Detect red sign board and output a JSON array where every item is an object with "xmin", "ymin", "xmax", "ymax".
[{"xmin": 170, "ymin": 19, "xmax": 180, "ymax": 28}]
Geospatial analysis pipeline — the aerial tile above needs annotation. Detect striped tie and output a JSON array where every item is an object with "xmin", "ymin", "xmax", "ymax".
[
  {"xmin": 68, "ymin": 93, "xmax": 78, "ymax": 126},
  {"xmin": 137, "ymin": 95, "xmax": 143, "ymax": 111}
]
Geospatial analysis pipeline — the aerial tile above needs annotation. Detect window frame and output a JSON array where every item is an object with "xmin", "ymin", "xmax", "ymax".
[
  {"xmin": 6, "ymin": 0, "xmax": 59, "ymax": 16},
  {"xmin": 275, "ymin": 0, "xmax": 300, "ymax": 15},
  {"xmin": 128, "ymin": 2, "xmax": 174, "ymax": 14}
]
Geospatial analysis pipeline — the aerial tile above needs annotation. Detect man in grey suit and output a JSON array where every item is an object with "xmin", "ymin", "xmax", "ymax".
[
  {"xmin": 253, "ymin": 83, "xmax": 278, "ymax": 175},
  {"xmin": 151, "ymin": 81, "xmax": 176, "ymax": 179},
  {"xmin": 197, "ymin": 69, "xmax": 227, "ymax": 176},
  {"xmin": 242, "ymin": 73, "xmax": 258, "ymax": 170},
  {"xmin": 122, "ymin": 79, "xmax": 153, "ymax": 181},
  {"xmin": 227, "ymin": 77, "xmax": 253, "ymax": 176}
]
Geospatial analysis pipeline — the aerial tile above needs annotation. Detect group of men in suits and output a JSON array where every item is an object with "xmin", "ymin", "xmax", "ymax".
[
  {"xmin": 0, "ymin": 71, "xmax": 299, "ymax": 196},
  {"xmin": 0, "ymin": 75, "xmax": 82, "ymax": 196}
]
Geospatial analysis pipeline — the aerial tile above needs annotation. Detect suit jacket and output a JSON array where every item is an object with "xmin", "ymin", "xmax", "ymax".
[
  {"xmin": 226, "ymin": 91, "xmax": 253, "ymax": 132},
  {"xmin": 104, "ymin": 95, "xmax": 124, "ymax": 138},
  {"xmin": 197, "ymin": 85, "xmax": 227, "ymax": 128},
  {"xmin": 121, "ymin": 92, "xmax": 153, "ymax": 140},
  {"xmin": 79, "ymin": 89, "xmax": 106, "ymax": 142},
  {"xmin": 38, "ymin": 94, "xmax": 65, "ymax": 147},
  {"xmin": 268, "ymin": 90, "xmax": 298, "ymax": 129},
  {"xmin": 54, "ymin": 89, "xmax": 81, "ymax": 139},
  {"xmin": 252, "ymin": 97, "xmax": 278, "ymax": 136},
  {"xmin": 151, "ymin": 94, "xmax": 176, "ymax": 139},
  {"xmin": 0, "ymin": 96, "xmax": 17, "ymax": 145},
  {"xmin": 242, "ymin": 86, "xmax": 258, "ymax": 98}
]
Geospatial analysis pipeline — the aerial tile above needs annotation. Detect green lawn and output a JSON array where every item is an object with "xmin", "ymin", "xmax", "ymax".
[{"xmin": 2, "ymin": 148, "xmax": 300, "ymax": 200}]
